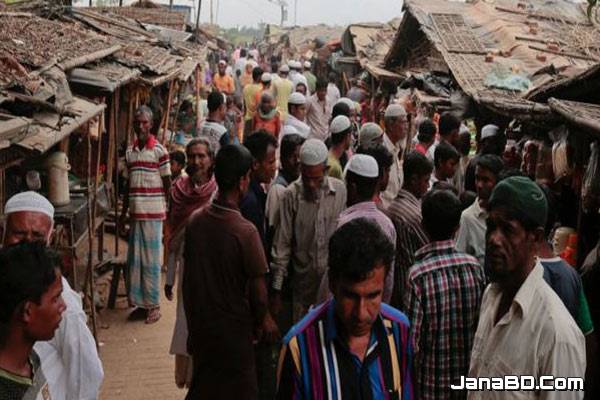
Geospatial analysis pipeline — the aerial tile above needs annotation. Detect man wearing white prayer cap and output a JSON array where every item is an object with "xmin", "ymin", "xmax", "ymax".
[
  {"xmin": 381, "ymin": 103, "xmax": 409, "ymax": 208},
  {"xmin": 270, "ymin": 139, "xmax": 347, "ymax": 323},
  {"xmin": 316, "ymin": 154, "xmax": 397, "ymax": 303},
  {"xmin": 273, "ymin": 64, "xmax": 294, "ymax": 120},
  {"xmin": 303, "ymin": 61, "xmax": 317, "ymax": 93},
  {"xmin": 358, "ymin": 122, "xmax": 384, "ymax": 148},
  {"xmin": 327, "ymin": 115, "xmax": 352, "ymax": 180},
  {"xmin": 284, "ymin": 92, "xmax": 311, "ymax": 139},
  {"xmin": 3, "ymin": 191, "xmax": 104, "ymax": 400}
]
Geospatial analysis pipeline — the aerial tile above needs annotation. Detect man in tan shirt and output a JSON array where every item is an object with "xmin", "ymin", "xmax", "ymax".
[
  {"xmin": 270, "ymin": 139, "xmax": 346, "ymax": 323},
  {"xmin": 468, "ymin": 177, "xmax": 585, "ymax": 400}
]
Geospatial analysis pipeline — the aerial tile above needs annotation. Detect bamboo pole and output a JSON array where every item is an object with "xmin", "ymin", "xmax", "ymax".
[
  {"xmin": 528, "ymin": 45, "xmax": 599, "ymax": 61},
  {"xmin": 85, "ymin": 122, "xmax": 99, "ymax": 346},
  {"xmin": 161, "ymin": 81, "xmax": 176, "ymax": 145},
  {"xmin": 113, "ymin": 89, "xmax": 121, "ymax": 257},
  {"xmin": 195, "ymin": 66, "xmax": 202, "ymax": 130}
]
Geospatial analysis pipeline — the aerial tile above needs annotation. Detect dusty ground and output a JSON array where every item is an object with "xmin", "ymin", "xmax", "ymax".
[{"xmin": 93, "ymin": 235, "xmax": 186, "ymax": 400}]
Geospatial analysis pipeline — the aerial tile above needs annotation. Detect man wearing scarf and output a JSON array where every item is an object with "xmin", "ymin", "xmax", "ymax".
[
  {"xmin": 165, "ymin": 138, "xmax": 217, "ymax": 389},
  {"xmin": 252, "ymin": 92, "xmax": 281, "ymax": 138}
]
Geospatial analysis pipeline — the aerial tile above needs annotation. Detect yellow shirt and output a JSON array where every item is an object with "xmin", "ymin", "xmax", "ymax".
[
  {"xmin": 327, "ymin": 153, "xmax": 343, "ymax": 180},
  {"xmin": 243, "ymin": 83, "xmax": 262, "ymax": 121},
  {"xmin": 273, "ymin": 78, "xmax": 293, "ymax": 120}
]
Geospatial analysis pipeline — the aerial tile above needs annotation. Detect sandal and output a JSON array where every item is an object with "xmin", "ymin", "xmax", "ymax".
[{"xmin": 145, "ymin": 307, "xmax": 161, "ymax": 324}]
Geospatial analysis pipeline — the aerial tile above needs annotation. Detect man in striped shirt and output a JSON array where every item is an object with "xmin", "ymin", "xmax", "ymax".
[
  {"xmin": 121, "ymin": 105, "xmax": 171, "ymax": 324},
  {"xmin": 276, "ymin": 218, "xmax": 414, "ymax": 400},
  {"xmin": 405, "ymin": 189, "xmax": 485, "ymax": 400},
  {"xmin": 387, "ymin": 151, "xmax": 432, "ymax": 310}
]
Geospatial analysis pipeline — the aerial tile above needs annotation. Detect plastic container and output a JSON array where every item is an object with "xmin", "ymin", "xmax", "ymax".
[{"xmin": 45, "ymin": 151, "xmax": 71, "ymax": 206}]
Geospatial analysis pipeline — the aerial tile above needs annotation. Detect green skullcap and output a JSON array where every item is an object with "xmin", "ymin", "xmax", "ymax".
[{"xmin": 489, "ymin": 176, "xmax": 548, "ymax": 228}]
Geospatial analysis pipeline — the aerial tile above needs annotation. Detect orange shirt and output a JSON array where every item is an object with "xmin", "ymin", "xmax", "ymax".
[
  {"xmin": 253, "ymin": 111, "xmax": 282, "ymax": 138},
  {"xmin": 213, "ymin": 73, "xmax": 234, "ymax": 94}
]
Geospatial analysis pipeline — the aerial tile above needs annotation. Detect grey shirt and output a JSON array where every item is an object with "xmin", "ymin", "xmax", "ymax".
[{"xmin": 271, "ymin": 177, "xmax": 347, "ymax": 307}]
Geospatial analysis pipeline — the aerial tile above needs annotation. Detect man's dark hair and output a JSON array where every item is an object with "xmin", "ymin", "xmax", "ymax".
[
  {"xmin": 460, "ymin": 190, "xmax": 477, "ymax": 210},
  {"xmin": 331, "ymin": 102, "xmax": 351, "ymax": 120},
  {"xmin": 240, "ymin": 48, "xmax": 247, "ymax": 58},
  {"xmin": 0, "ymin": 243, "xmax": 61, "ymax": 325},
  {"xmin": 417, "ymin": 119, "xmax": 436, "ymax": 144},
  {"xmin": 169, "ymin": 150, "xmax": 186, "ymax": 166},
  {"xmin": 357, "ymin": 144, "xmax": 393, "ymax": 180},
  {"xmin": 252, "ymin": 66, "xmax": 263, "ymax": 82},
  {"xmin": 434, "ymin": 142, "xmax": 460, "ymax": 168},
  {"xmin": 316, "ymin": 79, "xmax": 328, "ymax": 91},
  {"xmin": 243, "ymin": 130, "xmax": 278, "ymax": 162},
  {"xmin": 476, "ymin": 154, "xmax": 504, "ymax": 179},
  {"xmin": 438, "ymin": 112, "xmax": 461, "ymax": 137},
  {"xmin": 328, "ymin": 218, "xmax": 394, "ymax": 283},
  {"xmin": 331, "ymin": 128, "xmax": 351, "ymax": 146},
  {"xmin": 422, "ymin": 189, "xmax": 462, "ymax": 241},
  {"xmin": 207, "ymin": 91, "xmax": 224, "ymax": 113},
  {"xmin": 280, "ymin": 134, "xmax": 305, "ymax": 161},
  {"xmin": 181, "ymin": 100, "xmax": 193, "ymax": 113},
  {"xmin": 346, "ymin": 170, "xmax": 378, "ymax": 201},
  {"xmin": 214, "ymin": 144, "xmax": 253, "ymax": 192},
  {"xmin": 328, "ymin": 72, "xmax": 337, "ymax": 83},
  {"xmin": 538, "ymin": 184, "xmax": 558, "ymax": 237},
  {"xmin": 404, "ymin": 151, "xmax": 433, "ymax": 182}
]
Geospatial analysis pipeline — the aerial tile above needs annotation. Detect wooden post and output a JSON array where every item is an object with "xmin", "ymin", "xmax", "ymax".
[
  {"xmin": 113, "ymin": 88, "xmax": 120, "ymax": 257},
  {"xmin": 161, "ymin": 80, "xmax": 175, "ymax": 145},
  {"xmin": 85, "ymin": 122, "xmax": 99, "ymax": 346},
  {"xmin": 195, "ymin": 66, "xmax": 202, "ymax": 130},
  {"xmin": 196, "ymin": 0, "xmax": 202, "ymax": 30}
]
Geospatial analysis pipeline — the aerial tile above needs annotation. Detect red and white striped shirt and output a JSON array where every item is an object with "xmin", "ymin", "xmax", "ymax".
[{"xmin": 125, "ymin": 135, "xmax": 171, "ymax": 220}]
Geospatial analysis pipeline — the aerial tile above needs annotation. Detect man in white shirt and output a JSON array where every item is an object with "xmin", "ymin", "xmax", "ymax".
[
  {"xmin": 3, "ymin": 191, "xmax": 104, "ymax": 400},
  {"xmin": 326, "ymin": 72, "xmax": 341, "ymax": 105},
  {"xmin": 305, "ymin": 79, "xmax": 332, "ymax": 141},
  {"xmin": 381, "ymin": 104, "xmax": 409, "ymax": 208},
  {"xmin": 468, "ymin": 177, "xmax": 585, "ymax": 399},
  {"xmin": 456, "ymin": 154, "xmax": 504, "ymax": 266},
  {"xmin": 284, "ymin": 92, "xmax": 311, "ymax": 138}
]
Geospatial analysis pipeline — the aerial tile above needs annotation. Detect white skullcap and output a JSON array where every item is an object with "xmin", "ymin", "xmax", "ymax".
[
  {"xmin": 218, "ymin": 60, "xmax": 227, "ymax": 66},
  {"xmin": 292, "ymin": 60, "xmax": 302, "ymax": 70},
  {"xmin": 288, "ymin": 92, "xmax": 306, "ymax": 105},
  {"xmin": 481, "ymin": 124, "xmax": 500, "ymax": 140},
  {"xmin": 358, "ymin": 122, "xmax": 384, "ymax": 146},
  {"xmin": 345, "ymin": 154, "xmax": 379, "ymax": 178},
  {"xmin": 5, "ymin": 191, "xmax": 54, "ymax": 219},
  {"xmin": 261, "ymin": 72, "xmax": 272, "ymax": 83},
  {"xmin": 384, "ymin": 103, "xmax": 407, "ymax": 118},
  {"xmin": 330, "ymin": 115, "xmax": 352, "ymax": 134},
  {"xmin": 304, "ymin": 61, "xmax": 311, "ymax": 69},
  {"xmin": 279, "ymin": 64, "xmax": 290, "ymax": 73},
  {"xmin": 288, "ymin": 59, "xmax": 297, "ymax": 67},
  {"xmin": 336, "ymin": 97, "xmax": 356, "ymax": 111},
  {"xmin": 459, "ymin": 123, "xmax": 470, "ymax": 135},
  {"xmin": 300, "ymin": 139, "xmax": 328, "ymax": 166},
  {"xmin": 281, "ymin": 124, "xmax": 306, "ymax": 138}
]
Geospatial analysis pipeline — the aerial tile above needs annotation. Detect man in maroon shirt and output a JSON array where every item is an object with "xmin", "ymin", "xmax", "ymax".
[{"xmin": 183, "ymin": 144, "xmax": 279, "ymax": 399}]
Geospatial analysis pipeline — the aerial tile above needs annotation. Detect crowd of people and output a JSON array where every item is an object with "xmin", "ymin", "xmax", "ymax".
[{"xmin": 0, "ymin": 46, "xmax": 593, "ymax": 400}]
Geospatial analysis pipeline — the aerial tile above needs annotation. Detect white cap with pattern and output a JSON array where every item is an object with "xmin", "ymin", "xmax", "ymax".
[
  {"xmin": 344, "ymin": 154, "xmax": 379, "ymax": 178},
  {"xmin": 4, "ymin": 191, "xmax": 54, "ymax": 219},
  {"xmin": 300, "ymin": 139, "xmax": 328, "ymax": 166}
]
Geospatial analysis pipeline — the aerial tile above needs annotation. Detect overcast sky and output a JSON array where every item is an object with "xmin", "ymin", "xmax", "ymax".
[{"xmin": 123, "ymin": 0, "xmax": 404, "ymax": 28}]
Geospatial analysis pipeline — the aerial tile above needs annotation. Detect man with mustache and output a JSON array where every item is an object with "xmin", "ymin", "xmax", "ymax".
[
  {"xmin": 276, "ymin": 218, "xmax": 414, "ymax": 399},
  {"xmin": 270, "ymin": 139, "xmax": 346, "ymax": 323},
  {"xmin": 0, "ymin": 243, "xmax": 67, "ymax": 400},
  {"xmin": 3, "ymin": 191, "xmax": 103, "ymax": 400},
  {"xmin": 468, "ymin": 177, "xmax": 585, "ymax": 399}
]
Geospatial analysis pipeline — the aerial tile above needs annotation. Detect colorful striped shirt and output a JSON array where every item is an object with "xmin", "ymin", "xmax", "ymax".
[
  {"xmin": 405, "ymin": 240, "xmax": 485, "ymax": 400},
  {"xmin": 276, "ymin": 300, "xmax": 414, "ymax": 400},
  {"xmin": 125, "ymin": 135, "xmax": 171, "ymax": 220}
]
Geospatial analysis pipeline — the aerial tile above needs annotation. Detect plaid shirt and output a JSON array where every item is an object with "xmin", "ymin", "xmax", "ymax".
[{"xmin": 405, "ymin": 240, "xmax": 485, "ymax": 400}]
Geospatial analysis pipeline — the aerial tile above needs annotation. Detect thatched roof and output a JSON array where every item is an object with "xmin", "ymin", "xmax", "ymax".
[
  {"xmin": 527, "ymin": 63, "xmax": 600, "ymax": 103},
  {"xmin": 91, "ymin": 5, "xmax": 187, "ymax": 31},
  {"xmin": 340, "ymin": 19, "xmax": 402, "ymax": 79},
  {"xmin": 548, "ymin": 98, "xmax": 600, "ymax": 135},
  {"xmin": 384, "ymin": 0, "xmax": 600, "ymax": 112},
  {"xmin": 264, "ymin": 24, "xmax": 344, "ymax": 59},
  {"xmin": 0, "ymin": 12, "xmax": 119, "ymax": 91}
]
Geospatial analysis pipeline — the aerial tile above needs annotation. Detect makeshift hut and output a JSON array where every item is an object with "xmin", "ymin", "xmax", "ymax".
[{"xmin": 384, "ymin": 0, "xmax": 600, "ymax": 130}]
